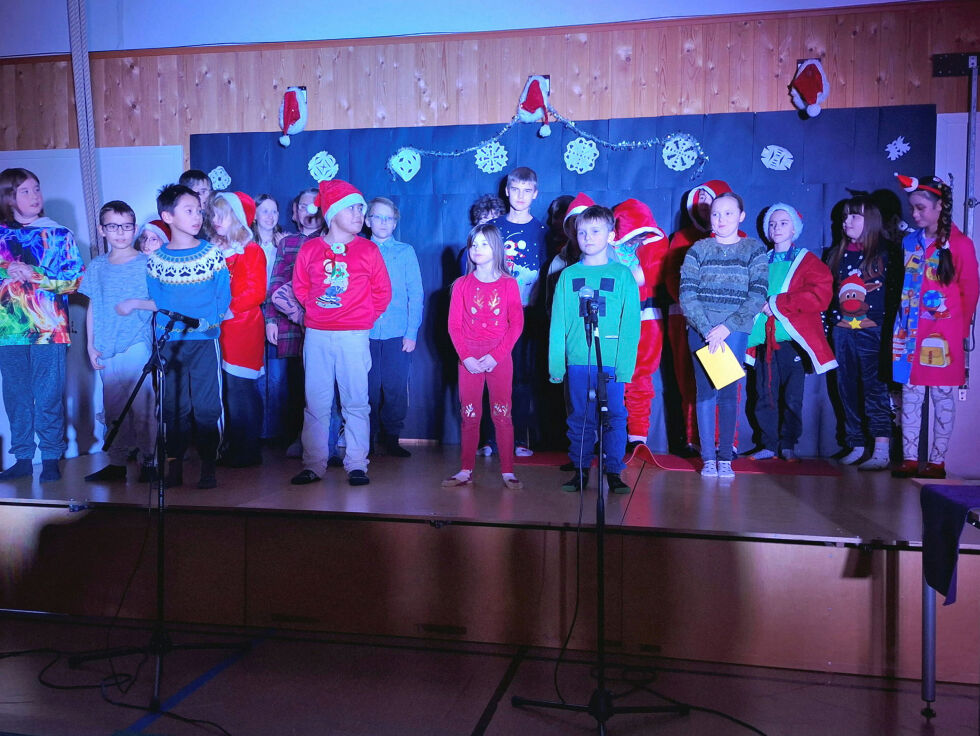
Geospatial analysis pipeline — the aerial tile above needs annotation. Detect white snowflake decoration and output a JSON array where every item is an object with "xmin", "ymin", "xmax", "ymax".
[
  {"xmin": 885, "ymin": 136, "xmax": 911, "ymax": 161},
  {"xmin": 208, "ymin": 166, "xmax": 231, "ymax": 191},
  {"xmin": 387, "ymin": 148, "xmax": 421, "ymax": 182},
  {"xmin": 564, "ymin": 137, "xmax": 599, "ymax": 175},
  {"xmin": 760, "ymin": 145, "xmax": 795, "ymax": 171},
  {"xmin": 661, "ymin": 133, "xmax": 701, "ymax": 172},
  {"xmin": 474, "ymin": 141, "xmax": 508, "ymax": 174},
  {"xmin": 308, "ymin": 151, "xmax": 339, "ymax": 183}
]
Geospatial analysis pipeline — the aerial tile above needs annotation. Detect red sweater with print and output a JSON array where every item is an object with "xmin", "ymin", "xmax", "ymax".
[
  {"xmin": 448, "ymin": 273, "xmax": 524, "ymax": 363},
  {"xmin": 292, "ymin": 235, "xmax": 391, "ymax": 331}
]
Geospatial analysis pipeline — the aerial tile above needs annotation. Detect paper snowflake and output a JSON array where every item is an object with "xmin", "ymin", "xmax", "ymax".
[
  {"xmin": 564, "ymin": 137, "xmax": 599, "ymax": 175},
  {"xmin": 308, "ymin": 151, "xmax": 339, "ymax": 182},
  {"xmin": 208, "ymin": 166, "xmax": 231, "ymax": 191},
  {"xmin": 387, "ymin": 148, "xmax": 421, "ymax": 182},
  {"xmin": 661, "ymin": 133, "xmax": 701, "ymax": 172},
  {"xmin": 885, "ymin": 136, "xmax": 911, "ymax": 161},
  {"xmin": 761, "ymin": 145, "xmax": 795, "ymax": 171},
  {"xmin": 474, "ymin": 141, "xmax": 508, "ymax": 174}
]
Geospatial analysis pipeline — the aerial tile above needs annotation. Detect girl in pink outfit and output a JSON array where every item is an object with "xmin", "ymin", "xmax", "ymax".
[
  {"xmin": 445, "ymin": 224, "xmax": 524, "ymax": 489},
  {"xmin": 892, "ymin": 175, "xmax": 980, "ymax": 479}
]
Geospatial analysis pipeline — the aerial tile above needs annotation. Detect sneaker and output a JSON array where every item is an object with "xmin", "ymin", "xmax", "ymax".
[
  {"xmin": 561, "ymin": 468, "xmax": 589, "ymax": 492},
  {"xmin": 780, "ymin": 449, "xmax": 800, "ymax": 463},
  {"xmin": 891, "ymin": 460, "xmax": 919, "ymax": 478},
  {"xmin": 290, "ymin": 469, "xmax": 321, "ymax": 485},
  {"xmin": 348, "ymin": 469, "xmax": 370, "ymax": 486},
  {"xmin": 858, "ymin": 446, "xmax": 890, "ymax": 471},
  {"xmin": 515, "ymin": 445, "xmax": 534, "ymax": 457},
  {"xmin": 700, "ymin": 460, "xmax": 718, "ymax": 477},
  {"xmin": 750, "ymin": 449, "xmax": 776, "ymax": 461},
  {"xmin": 39, "ymin": 459, "xmax": 61, "ymax": 483},
  {"xmin": 606, "ymin": 473, "xmax": 630, "ymax": 494},
  {"xmin": 917, "ymin": 462, "xmax": 947, "ymax": 479},
  {"xmin": 0, "ymin": 459, "xmax": 33, "ymax": 481},
  {"xmin": 85, "ymin": 464, "xmax": 127, "ymax": 482},
  {"xmin": 840, "ymin": 447, "xmax": 866, "ymax": 465},
  {"xmin": 717, "ymin": 460, "xmax": 735, "ymax": 478},
  {"xmin": 441, "ymin": 471, "xmax": 473, "ymax": 488},
  {"xmin": 477, "ymin": 445, "xmax": 494, "ymax": 457}
]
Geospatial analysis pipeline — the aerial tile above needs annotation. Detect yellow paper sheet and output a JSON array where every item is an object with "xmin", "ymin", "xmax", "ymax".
[{"xmin": 695, "ymin": 343, "xmax": 746, "ymax": 389}]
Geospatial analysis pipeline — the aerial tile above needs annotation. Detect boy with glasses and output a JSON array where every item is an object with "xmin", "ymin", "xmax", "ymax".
[{"xmin": 365, "ymin": 196, "xmax": 423, "ymax": 457}]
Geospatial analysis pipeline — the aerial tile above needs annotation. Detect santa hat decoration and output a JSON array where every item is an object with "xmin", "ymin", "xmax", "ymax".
[
  {"xmin": 564, "ymin": 192, "xmax": 596, "ymax": 226},
  {"xmin": 685, "ymin": 179, "xmax": 732, "ymax": 231},
  {"xmin": 789, "ymin": 59, "xmax": 829, "ymax": 118},
  {"xmin": 138, "ymin": 219, "xmax": 170, "ymax": 245},
  {"xmin": 612, "ymin": 199, "xmax": 666, "ymax": 246},
  {"xmin": 278, "ymin": 86, "xmax": 308, "ymax": 147},
  {"xmin": 216, "ymin": 191, "xmax": 257, "ymax": 231},
  {"xmin": 517, "ymin": 75, "xmax": 552, "ymax": 138},
  {"xmin": 895, "ymin": 172, "xmax": 944, "ymax": 197},
  {"xmin": 839, "ymin": 273, "xmax": 867, "ymax": 300},
  {"xmin": 762, "ymin": 203, "xmax": 805, "ymax": 241},
  {"xmin": 309, "ymin": 179, "xmax": 366, "ymax": 226}
]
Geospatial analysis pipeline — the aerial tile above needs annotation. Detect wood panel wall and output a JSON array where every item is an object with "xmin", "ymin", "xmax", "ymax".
[{"xmin": 0, "ymin": 1, "xmax": 977, "ymax": 159}]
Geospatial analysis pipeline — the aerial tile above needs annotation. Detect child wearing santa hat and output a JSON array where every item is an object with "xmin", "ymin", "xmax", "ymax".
[
  {"xmin": 290, "ymin": 179, "xmax": 392, "ymax": 487},
  {"xmin": 210, "ymin": 191, "xmax": 268, "ymax": 468},
  {"xmin": 136, "ymin": 218, "xmax": 170, "ymax": 254},
  {"xmin": 824, "ymin": 195, "xmax": 899, "ymax": 471}
]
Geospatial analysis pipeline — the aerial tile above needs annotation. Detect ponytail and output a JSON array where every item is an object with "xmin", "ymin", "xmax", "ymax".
[{"xmin": 934, "ymin": 179, "xmax": 955, "ymax": 286}]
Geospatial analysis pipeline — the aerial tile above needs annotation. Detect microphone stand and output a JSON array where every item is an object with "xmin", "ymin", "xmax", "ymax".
[
  {"xmin": 512, "ymin": 299, "xmax": 689, "ymax": 734},
  {"xmin": 69, "ymin": 313, "xmax": 247, "ymax": 712}
]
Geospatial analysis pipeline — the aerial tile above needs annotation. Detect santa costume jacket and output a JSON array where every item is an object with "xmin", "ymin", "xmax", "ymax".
[
  {"xmin": 745, "ymin": 248, "xmax": 837, "ymax": 374},
  {"xmin": 219, "ymin": 241, "xmax": 267, "ymax": 378}
]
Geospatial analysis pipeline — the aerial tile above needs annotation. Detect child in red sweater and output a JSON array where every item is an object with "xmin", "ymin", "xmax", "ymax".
[
  {"xmin": 445, "ymin": 224, "xmax": 524, "ymax": 490},
  {"xmin": 290, "ymin": 180, "xmax": 391, "ymax": 486}
]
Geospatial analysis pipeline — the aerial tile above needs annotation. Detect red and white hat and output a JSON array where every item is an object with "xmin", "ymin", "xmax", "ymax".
[
  {"xmin": 895, "ymin": 172, "xmax": 944, "ymax": 197},
  {"xmin": 612, "ymin": 199, "xmax": 666, "ymax": 246},
  {"xmin": 138, "ymin": 218, "xmax": 170, "ymax": 244},
  {"xmin": 789, "ymin": 59, "xmax": 829, "ymax": 118},
  {"xmin": 839, "ymin": 273, "xmax": 867, "ymax": 299},
  {"xmin": 517, "ymin": 75, "xmax": 551, "ymax": 137},
  {"xmin": 216, "ymin": 191, "xmax": 256, "ymax": 231},
  {"xmin": 279, "ymin": 86, "xmax": 308, "ymax": 147},
  {"xmin": 685, "ymin": 179, "xmax": 732, "ymax": 231},
  {"xmin": 310, "ymin": 179, "xmax": 367, "ymax": 226},
  {"xmin": 564, "ymin": 192, "xmax": 595, "ymax": 226}
]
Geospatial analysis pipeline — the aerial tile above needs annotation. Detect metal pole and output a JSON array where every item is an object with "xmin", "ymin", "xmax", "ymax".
[
  {"xmin": 964, "ymin": 54, "xmax": 977, "ymax": 241},
  {"xmin": 921, "ymin": 577, "xmax": 936, "ymax": 717}
]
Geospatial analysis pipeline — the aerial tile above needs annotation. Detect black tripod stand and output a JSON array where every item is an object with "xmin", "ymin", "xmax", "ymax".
[
  {"xmin": 69, "ymin": 313, "xmax": 247, "ymax": 711},
  {"xmin": 512, "ymin": 292, "xmax": 689, "ymax": 734}
]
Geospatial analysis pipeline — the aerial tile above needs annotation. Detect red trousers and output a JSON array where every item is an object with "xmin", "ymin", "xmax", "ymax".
[
  {"xmin": 624, "ymin": 318, "xmax": 665, "ymax": 438},
  {"xmin": 458, "ymin": 356, "xmax": 514, "ymax": 473},
  {"xmin": 667, "ymin": 312, "xmax": 698, "ymax": 445}
]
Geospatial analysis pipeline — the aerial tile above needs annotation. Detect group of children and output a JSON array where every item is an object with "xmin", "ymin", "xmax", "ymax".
[{"xmin": 0, "ymin": 163, "xmax": 976, "ymax": 489}]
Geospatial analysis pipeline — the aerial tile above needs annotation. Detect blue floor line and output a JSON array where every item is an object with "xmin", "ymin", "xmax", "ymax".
[{"xmin": 124, "ymin": 631, "xmax": 268, "ymax": 734}]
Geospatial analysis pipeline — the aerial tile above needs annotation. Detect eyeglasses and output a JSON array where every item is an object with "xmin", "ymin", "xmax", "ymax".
[
  {"xmin": 369, "ymin": 215, "xmax": 396, "ymax": 224},
  {"xmin": 103, "ymin": 223, "xmax": 136, "ymax": 233}
]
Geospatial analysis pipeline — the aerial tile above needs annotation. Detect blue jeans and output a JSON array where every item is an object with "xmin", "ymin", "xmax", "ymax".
[
  {"xmin": 832, "ymin": 326, "xmax": 892, "ymax": 447},
  {"xmin": 566, "ymin": 365, "xmax": 627, "ymax": 474},
  {"xmin": 688, "ymin": 328, "xmax": 748, "ymax": 462},
  {"xmin": 368, "ymin": 337, "xmax": 411, "ymax": 441},
  {"xmin": 0, "ymin": 343, "xmax": 67, "ymax": 461},
  {"xmin": 753, "ymin": 341, "xmax": 805, "ymax": 452}
]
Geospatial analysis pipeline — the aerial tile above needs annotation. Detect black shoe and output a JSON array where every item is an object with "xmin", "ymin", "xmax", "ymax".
[
  {"xmin": 0, "ymin": 459, "xmax": 33, "ymax": 480},
  {"xmin": 85, "ymin": 464, "xmax": 127, "ymax": 482},
  {"xmin": 39, "ymin": 459, "xmax": 61, "ymax": 483},
  {"xmin": 165, "ymin": 461, "xmax": 184, "ymax": 488},
  {"xmin": 561, "ymin": 468, "xmax": 589, "ymax": 492},
  {"xmin": 327, "ymin": 456, "xmax": 344, "ymax": 468},
  {"xmin": 197, "ymin": 461, "xmax": 217, "ymax": 489},
  {"xmin": 138, "ymin": 463, "xmax": 158, "ymax": 483},
  {"xmin": 606, "ymin": 473, "xmax": 630, "ymax": 494},
  {"xmin": 291, "ymin": 469, "xmax": 321, "ymax": 485},
  {"xmin": 385, "ymin": 442, "xmax": 411, "ymax": 458},
  {"xmin": 559, "ymin": 461, "xmax": 575, "ymax": 471},
  {"xmin": 625, "ymin": 440, "xmax": 644, "ymax": 455},
  {"xmin": 348, "ymin": 470, "xmax": 370, "ymax": 486}
]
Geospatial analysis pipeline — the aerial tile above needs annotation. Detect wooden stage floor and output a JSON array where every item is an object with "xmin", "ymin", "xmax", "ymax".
[{"xmin": 1, "ymin": 445, "xmax": 976, "ymax": 550}]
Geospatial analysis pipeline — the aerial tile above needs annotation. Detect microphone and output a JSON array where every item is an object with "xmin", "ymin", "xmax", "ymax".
[
  {"xmin": 578, "ymin": 286, "xmax": 595, "ymax": 317},
  {"xmin": 158, "ymin": 309, "xmax": 201, "ymax": 329}
]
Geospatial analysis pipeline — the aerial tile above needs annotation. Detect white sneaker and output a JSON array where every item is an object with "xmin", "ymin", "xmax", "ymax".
[
  {"xmin": 717, "ymin": 460, "xmax": 735, "ymax": 478},
  {"xmin": 477, "ymin": 445, "xmax": 493, "ymax": 457},
  {"xmin": 840, "ymin": 447, "xmax": 865, "ymax": 465},
  {"xmin": 515, "ymin": 446, "xmax": 534, "ymax": 457},
  {"xmin": 700, "ymin": 460, "xmax": 718, "ymax": 477},
  {"xmin": 859, "ymin": 449, "xmax": 890, "ymax": 471}
]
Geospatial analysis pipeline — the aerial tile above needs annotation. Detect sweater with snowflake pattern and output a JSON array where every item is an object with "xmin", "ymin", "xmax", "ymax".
[{"xmin": 146, "ymin": 241, "xmax": 231, "ymax": 340}]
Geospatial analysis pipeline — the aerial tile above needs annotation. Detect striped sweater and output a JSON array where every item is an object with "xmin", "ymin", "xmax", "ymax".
[{"xmin": 679, "ymin": 236, "xmax": 769, "ymax": 337}]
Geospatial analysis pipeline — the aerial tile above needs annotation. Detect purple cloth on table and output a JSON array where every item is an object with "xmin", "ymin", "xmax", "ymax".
[{"xmin": 920, "ymin": 484, "xmax": 980, "ymax": 605}]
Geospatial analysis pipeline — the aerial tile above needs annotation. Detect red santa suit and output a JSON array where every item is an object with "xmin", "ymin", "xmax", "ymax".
[
  {"xmin": 611, "ymin": 199, "xmax": 668, "ymax": 442},
  {"xmin": 219, "ymin": 241, "xmax": 267, "ymax": 377}
]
